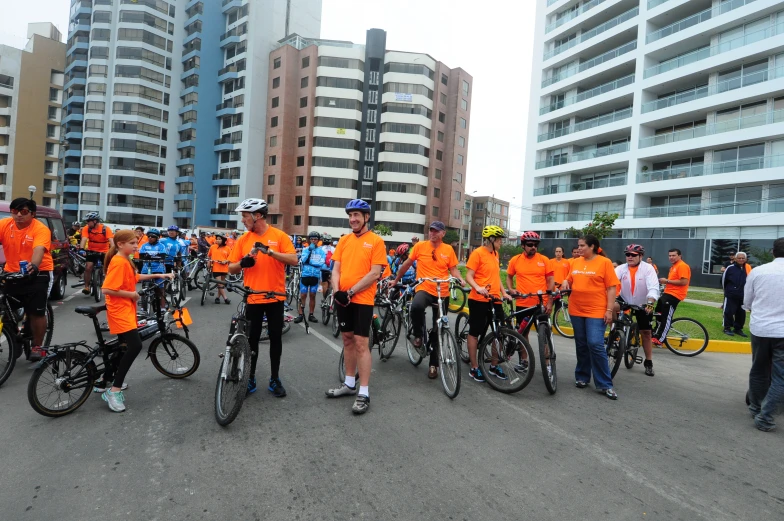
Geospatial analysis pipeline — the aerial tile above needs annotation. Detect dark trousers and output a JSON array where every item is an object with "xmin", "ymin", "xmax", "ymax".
[
  {"xmin": 749, "ymin": 335, "xmax": 784, "ymax": 429},
  {"xmin": 410, "ymin": 291, "xmax": 448, "ymax": 367},
  {"xmin": 104, "ymin": 329, "xmax": 143, "ymax": 389},
  {"xmin": 653, "ymin": 294, "xmax": 681, "ymax": 342},
  {"xmin": 247, "ymin": 301, "xmax": 284, "ymax": 379},
  {"xmin": 723, "ymin": 295, "xmax": 746, "ymax": 331}
]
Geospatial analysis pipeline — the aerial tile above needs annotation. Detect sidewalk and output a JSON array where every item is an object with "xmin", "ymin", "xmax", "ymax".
[{"xmin": 684, "ymin": 298, "xmax": 721, "ymax": 307}]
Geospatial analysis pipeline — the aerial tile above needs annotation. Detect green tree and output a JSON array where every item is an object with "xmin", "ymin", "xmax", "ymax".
[
  {"xmin": 564, "ymin": 212, "xmax": 619, "ymax": 241},
  {"xmin": 443, "ymin": 229, "xmax": 459, "ymax": 245},
  {"xmin": 373, "ymin": 223, "xmax": 392, "ymax": 236}
]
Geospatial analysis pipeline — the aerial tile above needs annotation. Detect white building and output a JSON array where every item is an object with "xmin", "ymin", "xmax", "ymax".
[{"xmin": 524, "ymin": 0, "xmax": 784, "ymax": 255}]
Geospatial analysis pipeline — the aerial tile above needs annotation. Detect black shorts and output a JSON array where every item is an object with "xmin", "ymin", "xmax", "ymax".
[
  {"xmin": 321, "ymin": 271, "xmax": 331, "ymax": 284},
  {"xmin": 467, "ymin": 299, "xmax": 505, "ymax": 338},
  {"xmin": 6, "ymin": 272, "xmax": 52, "ymax": 317},
  {"xmin": 85, "ymin": 251, "xmax": 105, "ymax": 264},
  {"xmin": 631, "ymin": 308, "xmax": 653, "ymax": 331},
  {"xmin": 336, "ymin": 303, "xmax": 373, "ymax": 337}
]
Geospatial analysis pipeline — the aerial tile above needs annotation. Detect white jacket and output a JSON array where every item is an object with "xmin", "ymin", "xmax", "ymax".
[{"xmin": 615, "ymin": 262, "xmax": 660, "ymax": 306}]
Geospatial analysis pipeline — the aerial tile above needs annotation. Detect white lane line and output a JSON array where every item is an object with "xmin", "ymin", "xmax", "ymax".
[
  {"xmin": 63, "ymin": 289, "xmax": 82, "ymax": 302},
  {"xmin": 181, "ymin": 296, "xmax": 192, "ymax": 306},
  {"xmin": 299, "ymin": 323, "xmax": 342, "ymax": 354}
]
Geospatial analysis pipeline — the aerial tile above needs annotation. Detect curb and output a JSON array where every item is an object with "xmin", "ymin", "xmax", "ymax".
[{"xmin": 552, "ymin": 326, "xmax": 750, "ymax": 354}]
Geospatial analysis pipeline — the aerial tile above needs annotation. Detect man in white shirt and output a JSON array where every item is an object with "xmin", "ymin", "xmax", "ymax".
[
  {"xmin": 614, "ymin": 244, "xmax": 660, "ymax": 376},
  {"xmin": 743, "ymin": 238, "xmax": 784, "ymax": 432}
]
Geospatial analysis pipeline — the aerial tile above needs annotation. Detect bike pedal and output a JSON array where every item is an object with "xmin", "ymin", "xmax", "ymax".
[
  {"xmin": 218, "ymin": 353, "xmax": 224, "ymax": 358},
  {"xmin": 635, "ymin": 356, "xmax": 643, "ymax": 364}
]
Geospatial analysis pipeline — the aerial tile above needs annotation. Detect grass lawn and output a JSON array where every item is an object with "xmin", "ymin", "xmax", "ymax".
[
  {"xmin": 674, "ymin": 302, "xmax": 747, "ymax": 342},
  {"xmin": 687, "ymin": 291, "xmax": 724, "ymax": 304}
]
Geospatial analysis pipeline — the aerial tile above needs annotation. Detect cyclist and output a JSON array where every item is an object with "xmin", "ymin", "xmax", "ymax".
[
  {"xmin": 160, "ymin": 225, "xmax": 188, "ymax": 273},
  {"xmin": 319, "ymin": 234, "xmax": 336, "ymax": 298},
  {"xmin": 652, "ymin": 248, "xmax": 691, "ymax": 346},
  {"xmin": 411, "ymin": 235, "xmax": 420, "ymax": 247},
  {"xmin": 67, "ymin": 221, "xmax": 80, "ymax": 245},
  {"xmin": 646, "ymin": 256, "xmax": 659, "ymax": 275},
  {"xmin": 391, "ymin": 244, "xmax": 416, "ymax": 285},
  {"xmin": 197, "ymin": 231, "xmax": 210, "ymax": 255},
  {"xmin": 506, "ymin": 231, "xmax": 554, "ymax": 371},
  {"xmin": 0, "ymin": 198, "xmax": 54, "ymax": 361},
  {"xmin": 226, "ymin": 229, "xmax": 239, "ymax": 249},
  {"xmin": 137, "ymin": 229, "xmax": 168, "ymax": 310},
  {"xmin": 79, "ymin": 212, "xmax": 114, "ymax": 296},
  {"xmin": 228, "ymin": 198, "xmax": 297, "ymax": 398},
  {"xmin": 548, "ymin": 246, "xmax": 571, "ymax": 286},
  {"xmin": 134, "ymin": 227, "xmax": 148, "ymax": 249},
  {"xmin": 465, "ymin": 226, "xmax": 513, "ymax": 383},
  {"xmin": 208, "ymin": 233, "xmax": 232, "ymax": 305},
  {"xmin": 614, "ymin": 244, "xmax": 660, "ymax": 377},
  {"xmin": 295, "ymin": 231, "xmax": 326, "ymax": 324},
  {"xmin": 325, "ymin": 199, "xmax": 387, "ymax": 414}
]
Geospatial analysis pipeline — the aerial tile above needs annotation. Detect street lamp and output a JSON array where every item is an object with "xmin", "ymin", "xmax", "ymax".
[{"xmin": 28, "ymin": 185, "xmax": 37, "ymax": 199}]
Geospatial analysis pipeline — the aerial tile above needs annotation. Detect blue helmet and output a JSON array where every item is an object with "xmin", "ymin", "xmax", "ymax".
[
  {"xmin": 167, "ymin": 225, "xmax": 180, "ymax": 232},
  {"xmin": 147, "ymin": 228, "xmax": 161, "ymax": 238},
  {"xmin": 345, "ymin": 199, "xmax": 371, "ymax": 215}
]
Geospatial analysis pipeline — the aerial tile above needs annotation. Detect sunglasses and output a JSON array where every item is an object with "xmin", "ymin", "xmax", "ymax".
[
  {"xmin": 524, "ymin": 242, "xmax": 538, "ymax": 247},
  {"xmin": 431, "ymin": 250, "xmax": 437, "ymax": 261},
  {"xmin": 10, "ymin": 209, "xmax": 31, "ymax": 216},
  {"xmin": 625, "ymin": 253, "xmax": 640, "ymax": 257}
]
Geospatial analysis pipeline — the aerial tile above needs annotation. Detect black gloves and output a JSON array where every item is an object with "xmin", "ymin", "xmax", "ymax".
[
  {"xmin": 334, "ymin": 291, "xmax": 350, "ymax": 307},
  {"xmin": 28, "ymin": 264, "xmax": 40, "ymax": 277},
  {"xmin": 239, "ymin": 256, "xmax": 255, "ymax": 268}
]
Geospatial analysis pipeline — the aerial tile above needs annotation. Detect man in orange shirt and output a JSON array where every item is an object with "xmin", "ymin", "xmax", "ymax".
[
  {"xmin": 392, "ymin": 221, "xmax": 465, "ymax": 379},
  {"xmin": 228, "ymin": 198, "xmax": 298, "ymax": 398},
  {"xmin": 653, "ymin": 248, "xmax": 691, "ymax": 345},
  {"xmin": 0, "ymin": 198, "xmax": 54, "ymax": 360},
  {"xmin": 79, "ymin": 212, "xmax": 114, "ymax": 296},
  {"xmin": 548, "ymin": 247, "xmax": 571, "ymax": 285},
  {"xmin": 134, "ymin": 227, "xmax": 148, "ymax": 248},
  {"xmin": 325, "ymin": 200, "xmax": 387, "ymax": 415}
]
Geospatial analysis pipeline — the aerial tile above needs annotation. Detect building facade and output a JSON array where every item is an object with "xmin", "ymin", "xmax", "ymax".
[
  {"xmin": 63, "ymin": 0, "xmax": 321, "ymax": 228},
  {"xmin": 524, "ymin": 0, "xmax": 784, "ymax": 279},
  {"xmin": 0, "ymin": 23, "xmax": 65, "ymax": 206},
  {"xmin": 468, "ymin": 195, "xmax": 511, "ymax": 250},
  {"xmin": 263, "ymin": 29, "xmax": 473, "ymax": 244}
]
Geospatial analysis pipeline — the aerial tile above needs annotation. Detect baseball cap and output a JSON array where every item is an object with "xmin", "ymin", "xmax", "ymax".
[{"xmin": 429, "ymin": 221, "xmax": 446, "ymax": 232}]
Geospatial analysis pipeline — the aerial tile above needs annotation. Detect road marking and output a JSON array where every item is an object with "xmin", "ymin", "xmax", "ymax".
[
  {"xmin": 63, "ymin": 289, "xmax": 82, "ymax": 302},
  {"xmin": 299, "ymin": 323, "xmax": 342, "ymax": 354}
]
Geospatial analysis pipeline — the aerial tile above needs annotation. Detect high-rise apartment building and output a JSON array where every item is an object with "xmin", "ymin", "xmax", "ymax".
[
  {"xmin": 0, "ymin": 23, "xmax": 65, "ymax": 206},
  {"xmin": 264, "ymin": 29, "xmax": 473, "ymax": 244},
  {"xmin": 63, "ymin": 0, "xmax": 321, "ymax": 228},
  {"xmin": 524, "ymin": 0, "xmax": 784, "ymax": 272}
]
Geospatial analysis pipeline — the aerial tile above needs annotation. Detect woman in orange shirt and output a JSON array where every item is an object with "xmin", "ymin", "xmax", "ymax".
[
  {"xmin": 561, "ymin": 234, "xmax": 620, "ymax": 400},
  {"xmin": 208, "ymin": 233, "xmax": 232, "ymax": 305},
  {"xmin": 99, "ymin": 230, "xmax": 173, "ymax": 412}
]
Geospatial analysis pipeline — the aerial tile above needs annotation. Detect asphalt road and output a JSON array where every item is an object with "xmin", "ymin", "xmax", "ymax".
[{"xmin": 1, "ymin": 287, "xmax": 782, "ymax": 521}]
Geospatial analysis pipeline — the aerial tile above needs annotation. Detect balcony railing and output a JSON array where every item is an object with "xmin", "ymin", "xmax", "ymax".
[
  {"xmin": 213, "ymin": 168, "xmax": 241, "ymax": 180},
  {"xmin": 637, "ymin": 154, "xmax": 784, "ymax": 183},
  {"xmin": 639, "ymin": 109, "xmax": 784, "ymax": 148},
  {"xmin": 642, "ymin": 65, "xmax": 784, "ymax": 113},
  {"xmin": 544, "ymin": 7, "xmax": 638, "ymax": 60},
  {"xmin": 645, "ymin": 22, "xmax": 784, "ymax": 78},
  {"xmin": 647, "ymin": 0, "xmax": 755, "ymax": 44},
  {"xmin": 220, "ymin": 24, "xmax": 248, "ymax": 41},
  {"xmin": 532, "ymin": 210, "xmax": 624, "ymax": 223},
  {"xmin": 214, "ymin": 134, "xmax": 243, "ymax": 146},
  {"xmin": 536, "ymin": 141, "xmax": 630, "ymax": 169},
  {"xmin": 216, "ymin": 98, "xmax": 244, "ymax": 110},
  {"xmin": 648, "ymin": 0, "xmax": 670, "ymax": 8},
  {"xmin": 218, "ymin": 63, "xmax": 245, "ymax": 76},
  {"xmin": 538, "ymin": 107, "xmax": 632, "ymax": 142},
  {"xmin": 542, "ymin": 41, "xmax": 636, "ymax": 87},
  {"xmin": 534, "ymin": 173, "xmax": 627, "ymax": 196},
  {"xmin": 211, "ymin": 207, "xmax": 232, "ymax": 215},
  {"xmin": 546, "ymin": 0, "xmax": 562, "ymax": 6},
  {"xmin": 633, "ymin": 204, "xmax": 702, "ymax": 218},
  {"xmin": 546, "ymin": 0, "xmax": 607, "ymax": 33}
]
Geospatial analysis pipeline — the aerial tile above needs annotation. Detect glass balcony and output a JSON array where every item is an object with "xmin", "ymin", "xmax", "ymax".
[
  {"xmin": 648, "ymin": 0, "xmax": 670, "ymax": 8},
  {"xmin": 538, "ymin": 107, "xmax": 632, "ymax": 142},
  {"xmin": 532, "ymin": 213, "xmax": 583, "ymax": 223},
  {"xmin": 638, "ymin": 154, "xmax": 784, "ymax": 183},
  {"xmin": 544, "ymin": 7, "xmax": 638, "ymax": 61},
  {"xmin": 633, "ymin": 204, "xmax": 702, "ymax": 218},
  {"xmin": 645, "ymin": 21, "xmax": 784, "ymax": 78},
  {"xmin": 534, "ymin": 172, "xmax": 627, "ymax": 196},
  {"xmin": 647, "ymin": 0, "xmax": 756, "ymax": 44},
  {"xmin": 539, "ymin": 73, "xmax": 635, "ymax": 115},
  {"xmin": 546, "ymin": 0, "xmax": 608, "ymax": 33},
  {"xmin": 537, "ymin": 141, "xmax": 630, "ymax": 169},
  {"xmin": 543, "ymin": 41, "xmax": 636, "ymax": 87},
  {"xmin": 639, "ymin": 109, "xmax": 784, "ymax": 148},
  {"xmin": 213, "ymin": 169, "xmax": 241, "ymax": 180}
]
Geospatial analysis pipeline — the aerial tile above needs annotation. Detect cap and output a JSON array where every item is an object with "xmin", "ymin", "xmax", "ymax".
[{"xmin": 429, "ymin": 221, "xmax": 446, "ymax": 232}]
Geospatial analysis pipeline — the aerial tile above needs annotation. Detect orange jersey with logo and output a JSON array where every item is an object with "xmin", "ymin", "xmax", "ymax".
[
  {"xmin": 466, "ymin": 247, "xmax": 501, "ymax": 303},
  {"xmin": 565, "ymin": 255, "xmax": 620, "ymax": 319},
  {"xmin": 102, "ymin": 255, "xmax": 140, "ymax": 335},
  {"xmin": 228, "ymin": 226, "xmax": 295, "ymax": 304},
  {"xmin": 81, "ymin": 224, "xmax": 113, "ymax": 253},
  {"xmin": 0, "ymin": 217, "xmax": 54, "ymax": 272},
  {"xmin": 209, "ymin": 244, "xmax": 231, "ymax": 274},
  {"xmin": 664, "ymin": 260, "xmax": 691, "ymax": 301},
  {"xmin": 409, "ymin": 241, "xmax": 458, "ymax": 297},
  {"xmin": 548, "ymin": 257, "xmax": 571, "ymax": 286},
  {"xmin": 507, "ymin": 252, "xmax": 553, "ymax": 307},
  {"xmin": 332, "ymin": 232, "xmax": 387, "ymax": 306}
]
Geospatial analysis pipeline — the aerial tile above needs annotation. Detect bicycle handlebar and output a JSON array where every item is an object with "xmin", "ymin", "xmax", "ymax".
[
  {"xmin": 207, "ymin": 278, "xmax": 286, "ymax": 298},
  {"xmin": 507, "ymin": 289, "xmax": 571, "ymax": 300}
]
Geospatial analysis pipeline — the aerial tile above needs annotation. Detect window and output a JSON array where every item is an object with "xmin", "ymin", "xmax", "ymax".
[
  {"xmin": 434, "ymin": 187, "xmax": 440, "ymax": 197},
  {"xmin": 271, "ymin": 96, "xmax": 279, "ymax": 108},
  {"xmin": 367, "ymin": 109, "xmax": 377, "ymax": 123},
  {"xmin": 294, "ymin": 216, "xmax": 302, "ymax": 225},
  {"xmin": 300, "ymin": 96, "xmax": 308, "ymax": 108},
  {"xmin": 435, "ymin": 169, "xmax": 442, "ymax": 179},
  {"xmin": 301, "ymin": 76, "xmax": 309, "ymax": 88},
  {"xmin": 49, "ymin": 88, "xmax": 58, "ymax": 101},
  {"xmin": 45, "ymin": 143, "xmax": 55, "ymax": 156},
  {"xmin": 270, "ymin": 215, "xmax": 279, "ymax": 224},
  {"xmin": 302, "ymin": 56, "xmax": 310, "ymax": 68},
  {"xmin": 439, "ymin": 112, "xmax": 445, "ymax": 123},
  {"xmin": 48, "ymin": 107, "xmax": 57, "ymax": 120},
  {"xmin": 462, "ymin": 80, "xmax": 469, "ymax": 95},
  {"xmin": 296, "ymin": 176, "xmax": 304, "ymax": 186},
  {"xmin": 297, "ymin": 156, "xmax": 305, "ymax": 167},
  {"xmin": 455, "ymin": 191, "xmax": 461, "ymax": 201},
  {"xmin": 273, "ymin": 57, "xmax": 281, "ymax": 69},
  {"xmin": 440, "ymin": 92, "xmax": 447, "ymax": 104},
  {"xmin": 437, "ymin": 131, "xmax": 444, "ymax": 143},
  {"xmin": 268, "ymin": 194, "xmax": 275, "ymax": 204},
  {"xmin": 271, "ymin": 116, "xmax": 278, "ymax": 127},
  {"xmin": 269, "ymin": 135, "xmax": 277, "ymax": 147},
  {"xmin": 441, "ymin": 73, "xmax": 448, "ymax": 85},
  {"xmin": 461, "ymin": 98, "xmax": 468, "ymax": 110},
  {"xmin": 298, "ymin": 136, "xmax": 306, "ymax": 147},
  {"xmin": 457, "ymin": 155, "xmax": 464, "ymax": 165},
  {"xmin": 272, "ymin": 77, "xmax": 280, "ymax": 88},
  {"xmin": 458, "ymin": 136, "xmax": 465, "ymax": 147},
  {"xmin": 454, "ymin": 209, "xmax": 461, "ymax": 220},
  {"xmin": 432, "ymin": 206, "xmax": 439, "ymax": 216},
  {"xmin": 295, "ymin": 196, "xmax": 303, "ymax": 205},
  {"xmin": 268, "ymin": 175, "xmax": 275, "ymax": 185},
  {"xmin": 269, "ymin": 155, "xmax": 277, "ymax": 166},
  {"xmin": 460, "ymin": 118, "xmax": 467, "ymax": 129},
  {"xmin": 436, "ymin": 150, "xmax": 443, "ymax": 161},
  {"xmin": 366, "ymin": 128, "xmax": 375, "ymax": 142},
  {"xmin": 299, "ymin": 116, "xmax": 307, "ymax": 128}
]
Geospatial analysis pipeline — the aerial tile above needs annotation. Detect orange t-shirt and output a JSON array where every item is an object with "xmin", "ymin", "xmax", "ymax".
[
  {"xmin": 409, "ymin": 241, "xmax": 458, "ymax": 297},
  {"xmin": 208, "ymin": 244, "xmax": 231, "ymax": 274},
  {"xmin": 507, "ymin": 252, "xmax": 553, "ymax": 307},
  {"xmin": 382, "ymin": 264, "xmax": 392, "ymax": 278},
  {"xmin": 565, "ymin": 255, "xmax": 620, "ymax": 319},
  {"xmin": 207, "ymin": 236, "xmax": 216, "ymax": 245},
  {"xmin": 226, "ymin": 237, "xmax": 236, "ymax": 250},
  {"xmin": 102, "ymin": 255, "xmax": 140, "ymax": 335},
  {"xmin": 628, "ymin": 265, "xmax": 638, "ymax": 295},
  {"xmin": 228, "ymin": 226, "xmax": 295, "ymax": 304},
  {"xmin": 332, "ymin": 231, "xmax": 387, "ymax": 306},
  {"xmin": 137, "ymin": 235, "xmax": 148, "ymax": 248},
  {"xmin": 466, "ymin": 247, "xmax": 501, "ymax": 303},
  {"xmin": 664, "ymin": 260, "xmax": 691, "ymax": 301},
  {"xmin": 548, "ymin": 257, "xmax": 571, "ymax": 286},
  {"xmin": 0, "ymin": 217, "xmax": 54, "ymax": 272},
  {"xmin": 82, "ymin": 223, "xmax": 114, "ymax": 253}
]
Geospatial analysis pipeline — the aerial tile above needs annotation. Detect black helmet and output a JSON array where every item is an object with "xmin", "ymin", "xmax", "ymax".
[{"xmin": 308, "ymin": 231, "xmax": 320, "ymax": 240}]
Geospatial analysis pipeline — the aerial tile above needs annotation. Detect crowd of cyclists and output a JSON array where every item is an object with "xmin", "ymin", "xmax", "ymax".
[{"xmin": 2, "ymin": 194, "xmax": 701, "ymax": 415}]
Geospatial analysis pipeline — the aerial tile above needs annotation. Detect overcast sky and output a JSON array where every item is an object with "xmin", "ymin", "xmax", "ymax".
[{"xmin": 0, "ymin": 0, "xmax": 535, "ymax": 229}]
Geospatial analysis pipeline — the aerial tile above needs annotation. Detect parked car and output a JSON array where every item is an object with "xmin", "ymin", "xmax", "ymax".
[{"xmin": 0, "ymin": 202, "xmax": 70, "ymax": 299}]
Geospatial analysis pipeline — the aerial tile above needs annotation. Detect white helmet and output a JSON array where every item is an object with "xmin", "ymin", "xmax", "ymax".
[{"xmin": 234, "ymin": 198, "xmax": 268, "ymax": 215}]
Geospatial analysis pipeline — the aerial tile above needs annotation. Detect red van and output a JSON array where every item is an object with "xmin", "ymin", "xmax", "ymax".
[{"xmin": 0, "ymin": 202, "xmax": 70, "ymax": 299}]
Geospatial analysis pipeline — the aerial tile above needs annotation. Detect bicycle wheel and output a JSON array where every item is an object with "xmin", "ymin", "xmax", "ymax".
[
  {"xmin": 537, "ymin": 323, "xmax": 557, "ymax": 395},
  {"xmin": 93, "ymin": 268, "xmax": 103, "ymax": 302},
  {"xmin": 200, "ymin": 277, "xmax": 208, "ymax": 306},
  {"xmin": 624, "ymin": 322, "xmax": 640, "ymax": 369},
  {"xmin": 439, "ymin": 327, "xmax": 461, "ymax": 399},
  {"xmin": 214, "ymin": 335, "xmax": 251, "ymax": 426},
  {"xmin": 226, "ymin": 272, "xmax": 243, "ymax": 284},
  {"xmin": 552, "ymin": 303, "xmax": 574, "ymax": 339},
  {"xmin": 664, "ymin": 317, "xmax": 709, "ymax": 357},
  {"xmin": 321, "ymin": 292, "xmax": 332, "ymax": 325},
  {"xmin": 606, "ymin": 328, "xmax": 624, "ymax": 378},
  {"xmin": 0, "ymin": 328, "xmax": 16, "ymax": 388},
  {"xmin": 42, "ymin": 303, "xmax": 54, "ymax": 347},
  {"xmin": 28, "ymin": 350, "xmax": 96, "ymax": 417},
  {"xmin": 479, "ymin": 328, "xmax": 535, "ymax": 394},
  {"xmin": 286, "ymin": 277, "xmax": 297, "ymax": 306},
  {"xmin": 191, "ymin": 265, "xmax": 205, "ymax": 290},
  {"xmin": 331, "ymin": 306, "xmax": 340, "ymax": 338},
  {"xmin": 282, "ymin": 317, "xmax": 292, "ymax": 336},
  {"xmin": 404, "ymin": 314, "xmax": 423, "ymax": 366},
  {"xmin": 379, "ymin": 312, "xmax": 400, "ymax": 360},
  {"xmin": 455, "ymin": 311, "xmax": 470, "ymax": 363},
  {"xmin": 149, "ymin": 333, "xmax": 200, "ymax": 378},
  {"xmin": 449, "ymin": 285, "xmax": 467, "ymax": 313},
  {"xmin": 169, "ymin": 276, "xmax": 182, "ymax": 308}
]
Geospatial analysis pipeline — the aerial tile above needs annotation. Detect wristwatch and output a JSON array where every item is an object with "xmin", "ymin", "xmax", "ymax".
[{"xmin": 348, "ymin": 289, "xmax": 355, "ymax": 298}]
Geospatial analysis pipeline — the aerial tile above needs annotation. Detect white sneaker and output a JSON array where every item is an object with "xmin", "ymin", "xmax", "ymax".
[{"xmin": 102, "ymin": 390, "xmax": 126, "ymax": 412}]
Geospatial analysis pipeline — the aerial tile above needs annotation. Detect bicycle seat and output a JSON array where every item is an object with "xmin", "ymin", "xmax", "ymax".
[{"xmin": 74, "ymin": 304, "xmax": 107, "ymax": 317}]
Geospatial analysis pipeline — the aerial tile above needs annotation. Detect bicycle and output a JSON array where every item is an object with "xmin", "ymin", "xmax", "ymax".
[
  {"xmin": 321, "ymin": 285, "xmax": 333, "ymax": 325},
  {"xmin": 67, "ymin": 246, "xmax": 86, "ymax": 279},
  {"xmin": 27, "ymin": 287, "xmax": 199, "ymax": 417},
  {"xmin": 210, "ymin": 280, "xmax": 288, "ymax": 426},
  {"xmin": 0, "ymin": 272, "xmax": 55, "ymax": 388},
  {"xmin": 448, "ymin": 279, "xmax": 468, "ymax": 313},
  {"xmin": 200, "ymin": 264, "xmax": 220, "ymax": 306},
  {"xmin": 652, "ymin": 312, "xmax": 709, "ymax": 357},
  {"xmin": 551, "ymin": 290, "xmax": 574, "ymax": 339},
  {"xmin": 605, "ymin": 300, "xmax": 646, "ymax": 378},
  {"xmin": 286, "ymin": 266, "xmax": 301, "ymax": 306},
  {"xmin": 71, "ymin": 255, "xmax": 104, "ymax": 302}
]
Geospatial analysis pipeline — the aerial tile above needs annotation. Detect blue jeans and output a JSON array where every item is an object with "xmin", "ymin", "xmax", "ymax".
[
  {"xmin": 571, "ymin": 316, "xmax": 614, "ymax": 390},
  {"xmin": 748, "ymin": 334, "xmax": 784, "ymax": 430}
]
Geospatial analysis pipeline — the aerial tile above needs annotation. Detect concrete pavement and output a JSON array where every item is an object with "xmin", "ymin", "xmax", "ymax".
[{"xmin": 0, "ymin": 288, "xmax": 782, "ymax": 520}]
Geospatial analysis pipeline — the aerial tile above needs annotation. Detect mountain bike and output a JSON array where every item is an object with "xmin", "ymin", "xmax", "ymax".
[
  {"xmin": 71, "ymin": 256, "xmax": 103, "ymax": 302},
  {"xmin": 67, "ymin": 246, "xmax": 86, "ymax": 279},
  {"xmin": 449, "ymin": 279, "xmax": 468, "ymax": 313},
  {"xmin": 210, "ymin": 279, "xmax": 288, "ymax": 426},
  {"xmin": 27, "ymin": 287, "xmax": 199, "ymax": 417},
  {"xmin": 0, "ymin": 272, "xmax": 55, "ymax": 388},
  {"xmin": 286, "ymin": 266, "xmax": 301, "ymax": 306},
  {"xmin": 321, "ymin": 286, "xmax": 333, "ymax": 325},
  {"xmin": 200, "ymin": 264, "xmax": 220, "ymax": 306},
  {"xmin": 552, "ymin": 290, "xmax": 573, "ymax": 339},
  {"xmin": 606, "ymin": 300, "xmax": 643, "ymax": 377},
  {"xmin": 652, "ymin": 311, "xmax": 709, "ymax": 356}
]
